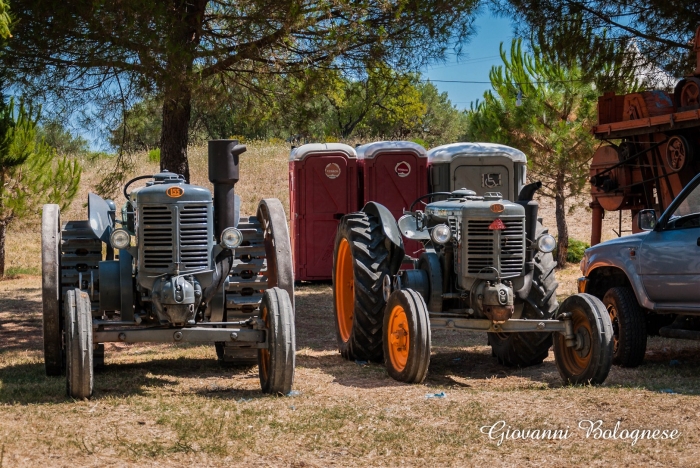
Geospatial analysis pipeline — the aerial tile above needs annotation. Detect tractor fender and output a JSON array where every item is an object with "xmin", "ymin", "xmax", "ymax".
[{"xmin": 361, "ymin": 201, "xmax": 405, "ymax": 275}]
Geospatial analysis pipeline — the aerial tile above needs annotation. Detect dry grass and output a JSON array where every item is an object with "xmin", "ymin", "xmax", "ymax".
[{"xmin": 1, "ymin": 143, "xmax": 698, "ymax": 466}]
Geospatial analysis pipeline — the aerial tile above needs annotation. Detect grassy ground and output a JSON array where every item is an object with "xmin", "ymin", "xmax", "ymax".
[{"xmin": 1, "ymin": 142, "xmax": 699, "ymax": 466}]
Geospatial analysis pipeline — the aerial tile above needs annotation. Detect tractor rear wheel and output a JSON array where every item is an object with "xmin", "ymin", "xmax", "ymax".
[
  {"xmin": 383, "ymin": 289, "xmax": 431, "ymax": 383},
  {"xmin": 489, "ymin": 223, "xmax": 559, "ymax": 367},
  {"xmin": 258, "ymin": 287, "xmax": 295, "ymax": 394},
  {"xmin": 603, "ymin": 287, "xmax": 646, "ymax": 367},
  {"xmin": 554, "ymin": 293, "xmax": 613, "ymax": 385},
  {"xmin": 333, "ymin": 212, "xmax": 391, "ymax": 362},
  {"xmin": 42, "ymin": 204, "xmax": 63, "ymax": 376},
  {"xmin": 65, "ymin": 288, "xmax": 94, "ymax": 399}
]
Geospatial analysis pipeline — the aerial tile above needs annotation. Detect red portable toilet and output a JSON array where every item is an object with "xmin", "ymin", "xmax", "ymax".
[
  {"xmin": 356, "ymin": 141, "xmax": 428, "ymax": 259},
  {"xmin": 289, "ymin": 143, "xmax": 359, "ymax": 281}
]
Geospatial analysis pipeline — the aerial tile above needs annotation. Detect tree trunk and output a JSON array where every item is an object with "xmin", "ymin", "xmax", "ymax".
[
  {"xmin": 555, "ymin": 173, "xmax": 569, "ymax": 268},
  {"xmin": 160, "ymin": 84, "xmax": 192, "ymax": 182},
  {"xmin": 0, "ymin": 219, "xmax": 6, "ymax": 278}
]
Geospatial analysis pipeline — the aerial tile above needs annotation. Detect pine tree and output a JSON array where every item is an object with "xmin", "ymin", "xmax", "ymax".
[{"xmin": 0, "ymin": 96, "xmax": 81, "ymax": 277}]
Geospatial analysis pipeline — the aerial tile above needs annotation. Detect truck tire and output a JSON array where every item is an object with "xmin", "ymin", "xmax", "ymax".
[
  {"xmin": 489, "ymin": 223, "xmax": 559, "ymax": 367},
  {"xmin": 42, "ymin": 204, "xmax": 63, "ymax": 376},
  {"xmin": 383, "ymin": 289, "xmax": 431, "ymax": 383},
  {"xmin": 333, "ymin": 212, "xmax": 391, "ymax": 362},
  {"xmin": 65, "ymin": 288, "xmax": 94, "ymax": 399},
  {"xmin": 554, "ymin": 293, "xmax": 613, "ymax": 385},
  {"xmin": 258, "ymin": 287, "xmax": 295, "ymax": 394},
  {"xmin": 603, "ymin": 287, "xmax": 646, "ymax": 367}
]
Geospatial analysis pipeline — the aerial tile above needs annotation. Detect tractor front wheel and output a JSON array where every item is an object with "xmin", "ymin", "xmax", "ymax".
[
  {"xmin": 65, "ymin": 288, "xmax": 94, "ymax": 399},
  {"xmin": 554, "ymin": 293, "xmax": 613, "ymax": 385},
  {"xmin": 383, "ymin": 289, "xmax": 431, "ymax": 383},
  {"xmin": 258, "ymin": 287, "xmax": 295, "ymax": 394},
  {"xmin": 333, "ymin": 212, "xmax": 391, "ymax": 362}
]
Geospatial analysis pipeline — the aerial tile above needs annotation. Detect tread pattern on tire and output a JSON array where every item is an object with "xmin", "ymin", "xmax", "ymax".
[
  {"xmin": 383, "ymin": 289, "xmax": 431, "ymax": 383},
  {"xmin": 259, "ymin": 287, "xmax": 295, "ymax": 394},
  {"xmin": 489, "ymin": 224, "xmax": 559, "ymax": 367},
  {"xmin": 65, "ymin": 288, "xmax": 94, "ymax": 399},
  {"xmin": 333, "ymin": 212, "xmax": 391, "ymax": 362},
  {"xmin": 604, "ymin": 286, "xmax": 646, "ymax": 367}
]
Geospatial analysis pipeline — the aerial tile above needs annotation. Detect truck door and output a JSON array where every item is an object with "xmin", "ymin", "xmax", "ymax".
[{"xmin": 639, "ymin": 181, "xmax": 700, "ymax": 303}]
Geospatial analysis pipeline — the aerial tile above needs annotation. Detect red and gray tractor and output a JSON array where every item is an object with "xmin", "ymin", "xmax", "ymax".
[
  {"xmin": 41, "ymin": 139, "xmax": 295, "ymax": 399},
  {"xmin": 332, "ymin": 142, "xmax": 614, "ymax": 384}
]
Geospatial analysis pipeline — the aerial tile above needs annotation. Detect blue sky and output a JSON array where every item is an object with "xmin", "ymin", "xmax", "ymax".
[{"xmin": 421, "ymin": 12, "xmax": 513, "ymax": 111}]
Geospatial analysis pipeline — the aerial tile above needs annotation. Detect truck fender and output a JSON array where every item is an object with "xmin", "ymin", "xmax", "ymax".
[
  {"xmin": 586, "ymin": 251, "xmax": 655, "ymax": 310},
  {"xmin": 361, "ymin": 201, "xmax": 405, "ymax": 275}
]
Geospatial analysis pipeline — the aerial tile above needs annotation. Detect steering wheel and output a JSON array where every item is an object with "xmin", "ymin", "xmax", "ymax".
[{"xmin": 409, "ymin": 192, "xmax": 453, "ymax": 212}]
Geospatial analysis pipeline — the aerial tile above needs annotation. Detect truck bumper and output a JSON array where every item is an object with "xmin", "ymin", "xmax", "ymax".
[{"xmin": 577, "ymin": 277, "xmax": 589, "ymax": 294}]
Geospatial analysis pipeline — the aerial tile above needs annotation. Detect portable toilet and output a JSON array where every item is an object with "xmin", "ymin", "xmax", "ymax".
[
  {"xmin": 356, "ymin": 141, "xmax": 428, "ymax": 259},
  {"xmin": 289, "ymin": 143, "xmax": 359, "ymax": 281},
  {"xmin": 427, "ymin": 142, "xmax": 528, "ymax": 201}
]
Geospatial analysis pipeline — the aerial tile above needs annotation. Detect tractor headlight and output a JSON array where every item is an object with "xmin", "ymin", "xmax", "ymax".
[
  {"xmin": 537, "ymin": 234, "xmax": 556, "ymax": 253},
  {"xmin": 431, "ymin": 224, "xmax": 452, "ymax": 244},
  {"xmin": 221, "ymin": 227, "xmax": 243, "ymax": 249},
  {"xmin": 110, "ymin": 229, "xmax": 131, "ymax": 250}
]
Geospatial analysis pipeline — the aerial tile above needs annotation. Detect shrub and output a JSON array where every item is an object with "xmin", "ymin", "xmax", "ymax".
[
  {"xmin": 566, "ymin": 238, "xmax": 590, "ymax": 263},
  {"xmin": 148, "ymin": 148, "xmax": 161, "ymax": 163}
]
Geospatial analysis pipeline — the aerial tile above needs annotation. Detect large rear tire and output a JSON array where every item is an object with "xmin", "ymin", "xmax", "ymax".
[
  {"xmin": 41, "ymin": 204, "xmax": 63, "ymax": 377},
  {"xmin": 383, "ymin": 289, "xmax": 431, "ymax": 383},
  {"xmin": 258, "ymin": 287, "xmax": 295, "ymax": 394},
  {"xmin": 489, "ymin": 223, "xmax": 559, "ymax": 367},
  {"xmin": 554, "ymin": 294, "xmax": 613, "ymax": 385},
  {"xmin": 65, "ymin": 288, "xmax": 94, "ymax": 399},
  {"xmin": 332, "ymin": 212, "xmax": 391, "ymax": 362},
  {"xmin": 603, "ymin": 287, "xmax": 646, "ymax": 367}
]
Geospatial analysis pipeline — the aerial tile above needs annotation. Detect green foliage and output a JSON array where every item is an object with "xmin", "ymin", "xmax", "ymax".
[
  {"xmin": 0, "ymin": 0, "xmax": 10, "ymax": 40},
  {"xmin": 565, "ymin": 238, "xmax": 590, "ymax": 264},
  {"xmin": 148, "ymin": 148, "xmax": 160, "ymax": 162},
  {"xmin": 0, "ymin": 96, "xmax": 82, "ymax": 276},
  {"xmin": 37, "ymin": 119, "xmax": 90, "ymax": 156},
  {"xmin": 464, "ymin": 38, "xmax": 611, "ymax": 264}
]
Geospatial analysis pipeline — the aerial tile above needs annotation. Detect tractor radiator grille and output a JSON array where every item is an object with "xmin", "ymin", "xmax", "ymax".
[
  {"xmin": 464, "ymin": 217, "xmax": 525, "ymax": 278},
  {"xmin": 140, "ymin": 203, "xmax": 212, "ymax": 272},
  {"xmin": 179, "ymin": 204, "xmax": 209, "ymax": 269}
]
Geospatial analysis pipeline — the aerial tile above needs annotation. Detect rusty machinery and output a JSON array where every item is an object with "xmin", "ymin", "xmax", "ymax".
[{"xmin": 589, "ymin": 26, "xmax": 700, "ymax": 245}]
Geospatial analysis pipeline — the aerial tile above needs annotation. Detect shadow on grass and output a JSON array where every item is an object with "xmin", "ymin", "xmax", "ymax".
[{"xmin": 0, "ymin": 356, "xmax": 271, "ymax": 404}]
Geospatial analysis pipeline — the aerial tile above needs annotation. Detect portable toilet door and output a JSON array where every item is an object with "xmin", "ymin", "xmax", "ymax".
[
  {"xmin": 289, "ymin": 143, "xmax": 359, "ymax": 281},
  {"xmin": 356, "ymin": 141, "xmax": 428, "ymax": 259}
]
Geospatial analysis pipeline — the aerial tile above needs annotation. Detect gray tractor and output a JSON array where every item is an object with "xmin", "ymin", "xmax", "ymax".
[
  {"xmin": 41, "ymin": 140, "xmax": 295, "ymax": 399},
  {"xmin": 332, "ymin": 143, "xmax": 614, "ymax": 384}
]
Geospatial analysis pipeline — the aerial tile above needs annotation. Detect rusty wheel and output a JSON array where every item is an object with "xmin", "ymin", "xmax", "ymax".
[
  {"xmin": 554, "ymin": 294, "xmax": 613, "ymax": 385},
  {"xmin": 682, "ymin": 81, "xmax": 700, "ymax": 108},
  {"xmin": 383, "ymin": 289, "xmax": 431, "ymax": 383},
  {"xmin": 666, "ymin": 135, "xmax": 692, "ymax": 172},
  {"xmin": 257, "ymin": 198, "xmax": 294, "ymax": 311}
]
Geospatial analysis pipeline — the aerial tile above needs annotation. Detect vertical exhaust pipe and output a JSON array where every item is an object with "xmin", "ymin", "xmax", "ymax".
[{"xmin": 208, "ymin": 139, "xmax": 247, "ymax": 238}]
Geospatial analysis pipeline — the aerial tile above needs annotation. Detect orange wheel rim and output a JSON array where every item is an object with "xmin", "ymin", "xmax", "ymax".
[
  {"xmin": 607, "ymin": 304, "xmax": 620, "ymax": 354},
  {"xmin": 387, "ymin": 305, "xmax": 410, "ymax": 372},
  {"xmin": 560, "ymin": 308, "xmax": 593, "ymax": 373},
  {"xmin": 260, "ymin": 305, "xmax": 270, "ymax": 380},
  {"xmin": 335, "ymin": 238, "xmax": 354, "ymax": 342}
]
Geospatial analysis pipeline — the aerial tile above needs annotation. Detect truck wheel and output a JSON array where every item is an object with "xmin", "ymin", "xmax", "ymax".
[
  {"xmin": 65, "ymin": 288, "xmax": 94, "ymax": 399},
  {"xmin": 258, "ymin": 287, "xmax": 295, "ymax": 394},
  {"xmin": 333, "ymin": 212, "xmax": 391, "ymax": 362},
  {"xmin": 383, "ymin": 289, "xmax": 431, "ymax": 383},
  {"xmin": 603, "ymin": 287, "xmax": 646, "ymax": 367},
  {"xmin": 42, "ymin": 204, "xmax": 63, "ymax": 376},
  {"xmin": 489, "ymin": 223, "xmax": 558, "ymax": 367},
  {"xmin": 554, "ymin": 294, "xmax": 613, "ymax": 385}
]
